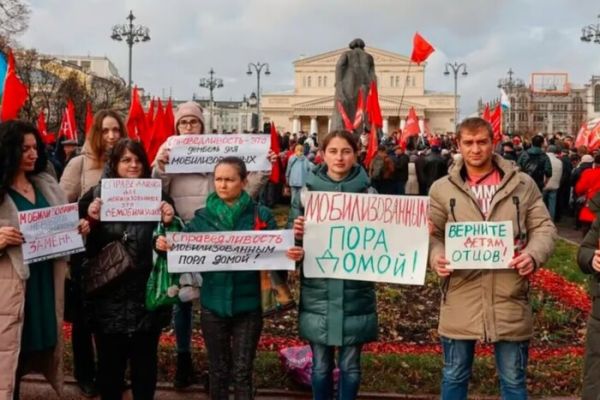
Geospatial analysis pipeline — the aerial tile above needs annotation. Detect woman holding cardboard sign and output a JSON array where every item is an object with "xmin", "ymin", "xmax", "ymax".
[
  {"xmin": 0, "ymin": 120, "xmax": 90, "ymax": 400},
  {"xmin": 79, "ymin": 139, "xmax": 176, "ymax": 400},
  {"xmin": 156, "ymin": 156, "xmax": 303, "ymax": 400},
  {"xmin": 292, "ymin": 130, "xmax": 377, "ymax": 400}
]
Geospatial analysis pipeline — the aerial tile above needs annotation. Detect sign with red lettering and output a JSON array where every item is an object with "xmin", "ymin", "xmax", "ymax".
[
  {"xmin": 164, "ymin": 134, "xmax": 271, "ymax": 173},
  {"xmin": 166, "ymin": 230, "xmax": 294, "ymax": 273},
  {"xmin": 100, "ymin": 179, "xmax": 162, "ymax": 221},
  {"xmin": 18, "ymin": 203, "xmax": 85, "ymax": 263},
  {"xmin": 303, "ymin": 191, "xmax": 429, "ymax": 285},
  {"xmin": 445, "ymin": 221, "xmax": 514, "ymax": 269}
]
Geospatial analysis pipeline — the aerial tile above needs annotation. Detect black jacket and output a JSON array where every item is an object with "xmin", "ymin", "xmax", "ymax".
[
  {"xmin": 423, "ymin": 151, "xmax": 448, "ymax": 193},
  {"xmin": 78, "ymin": 185, "xmax": 174, "ymax": 334}
]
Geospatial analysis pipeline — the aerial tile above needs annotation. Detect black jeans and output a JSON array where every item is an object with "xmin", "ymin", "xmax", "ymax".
[
  {"xmin": 201, "ymin": 308, "xmax": 263, "ymax": 400},
  {"xmin": 95, "ymin": 331, "xmax": 161, "ymax": 400}
]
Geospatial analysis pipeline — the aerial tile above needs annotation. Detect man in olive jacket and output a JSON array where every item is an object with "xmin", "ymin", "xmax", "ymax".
[
  {"xmin": 577, "ymin": 218, "xmax": 600, "ymax": 399},
  {"xmin": 429, "ymin": 117, "xmax": 556, "ymax": 400}
]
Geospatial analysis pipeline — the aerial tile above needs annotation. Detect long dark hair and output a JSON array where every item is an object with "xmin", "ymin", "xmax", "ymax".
[
  {"xmin": 0, "ymin": 120, "xmax": 48, "ymax": 204},
  {"xmin": 105, "ymin": 139, "xmax": 151, "ymax": 179}
]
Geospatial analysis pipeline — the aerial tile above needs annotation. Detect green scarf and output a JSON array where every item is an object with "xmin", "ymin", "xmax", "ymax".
[{"xmin": 205, "ymin": 191, "xmax": 252, "ymax": 230}]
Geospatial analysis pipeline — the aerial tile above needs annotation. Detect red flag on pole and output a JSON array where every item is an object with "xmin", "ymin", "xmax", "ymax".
[
  {"xmin": 37, "ymin": 110, "xmax": 54, "ymax": 144},
  {"xmin": 400, "ymin": 107, "xmax": 420, "ymax": 149},
  {"xmin": 410, "ymin": 32, "xmax": 435, "ymax": 65},
  {"xmin": 85, "ymin": 101, "xmax": 93, "ymax": 135},
  {"xmin": 482, "ymin": 103, "xmax": 491, "ymax": 122},
  {"xmin": 364, "ymin": 126, "xmax": 379, "ymax": 168},
  {"xmin": 126, "ymin": 86, "xmax": 148, "ymax": 143},
  {"xmin": 269, "ymin": 122, "xmax": 281, "ymax": 183},
  {"xmin": 165, "ymin": 97, "xmax": 175, "ymax": 136},
  {"xmin": 490, "ymin": 103, "xmax": 502, "ymax": 145},
  {"xmin": 58, "ymin": 100, "xmax": 77, "ymax": 142},
  {"xmin": 0, "ymin": 49, "xmax": 28, "ymax": 122},
  {"xmin": 146, "ymin": 97, "xmax": 155, "ymax": 132},
  {"xmin": 147, "ymin": 99, "xmax": 170, "ymax": 163},
  {"xmin": 366, "ymin": 81, "xmax": 382, "ymax": 128}
]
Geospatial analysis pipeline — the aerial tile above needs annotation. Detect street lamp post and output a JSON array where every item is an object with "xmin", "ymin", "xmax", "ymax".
[
  {"xmin": 444, "ymin": 62, "xmax": 468, "ymax": 132},
  {"xmin": 110, "ymin": 10, "xmax": 150, "ymax": 91},
  {"xmin": 247, "ymin": 62, "xmax": 270, "ymax": 132},
  {"xmin": 581, "ymin": 15, "xmax": 600, "ymax": 44},
  {"xmin": 199, "ymin": 68, "xmax": 224, "ymax": 132},
  {"xmin": 497, "ymin": 68, "xmax": 525, "ymax": 136}
]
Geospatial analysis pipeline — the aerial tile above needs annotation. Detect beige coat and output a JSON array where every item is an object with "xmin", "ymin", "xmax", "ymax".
[
  {"xmin": 59, "ymin": 147, "xmax": 104, "ymax": 202},
  {"xmin": 428, "ymin": 154, "xmax": 556, "ymax": 342},
  {"xmin": 0, "ymin": 172, "xmax": 67, "ymax": 399},
  {"xmin": 152, "ymin": 142, "xmax": 269, "ymax": 222}
]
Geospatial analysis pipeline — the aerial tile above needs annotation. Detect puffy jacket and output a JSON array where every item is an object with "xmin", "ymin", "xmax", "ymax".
[
  {"xmin": 285, "ymin": 155, "xmax": 312, "ymax": 188},
  {"xmin": 517, "ymin": 146, "xmax": 552, "ymax": 190},
  {"xmin": 428, "ymin": 154, "xmax": 556, "ymax": 342},
  {"xmin": 184, "ymin": 198, "xmax": 276, "ymax": 318},
  {"xmin": 152, "ymin": 141, "xmax": 269, "ymax": 223},
  {"xmin": 575, "ymin": 166, "xmax": 600, "ymax": 223},
  {"xmin": 423, "ymin": 151, "xmax": 448, "ymax": 192},
  {"xmin": 298, "ymin": 164, "xmax": 378, "ymax": 346},
  {"xmin": 78, "ymin": 185, "xmax": 173, "ymax": 334},
  {"xmin": 0, "ymin": 173, "xmax": 67, "ymax": 398}
]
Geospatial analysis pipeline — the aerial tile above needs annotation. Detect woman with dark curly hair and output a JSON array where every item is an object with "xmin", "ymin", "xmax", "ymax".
[
  {"xmin": 0, "ymin": 120, "xmax": 89, "ymax": 399},
  {"xmin": 79, "ymin": 139, "xmax": 175, "ymax": 400}
]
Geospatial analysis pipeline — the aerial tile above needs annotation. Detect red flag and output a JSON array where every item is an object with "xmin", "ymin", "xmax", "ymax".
[
  {"xmin": 126, "ymin": 86, "xmax": 148, "ymax": 144},
  {"xmin": 424, "ymin": 119, "xmax": 433, "ymax": 141},
  {"xmin": 58, "ymin": 100, "xmax": 77, "ymax": 142},
  {"xmin": 364, "ymin": 127, "xmax": 379, "ymax": 168},
  {"xmin": 410, "ymin": 32, "xmax": 435, "ymax": 65},
  {"xmin": 269, "ymin": 122, "xmax": 281, "ymax": 183},
  {"xmin": 482, "ymin": 103, "xmax": 491, "ymax": 122},
  {"xmin": 165, "ymin": 97, "xmax": 175, "ymax": 136},
  {"xmin": 85, "ymin": 101, "xmax": 93, "ymax": 135},
  {"xmin": 37, "ymin": 110, "xmax": 54, "ymax": 144},
  {"xmin": 146, "ymin": 97, "xmax": 155, "ymax": 132},
  {"xmin": 0, "ymin": 49, "xmax": 28, "ymax": 122},
  {"xmin": 490, "ymin": 103, "xmax": 502, "ymax": 145},
  {"xmin": 366, "ymin": 81, "xmax": 382, "ymax": 128},
  {"xmin": 147, "ymin": 99, "xmax": 169, "ymax": 163},
  {"xmin": 353, "ymin": 87, "xmax": 366, "ymax": 129},
  {"xmin": 576, "ymin": 121, "xmax": 590, "ymax": 148},
  {"xmin": 400, "ymin": 107, "xmax": 420, "ymax": 150}
]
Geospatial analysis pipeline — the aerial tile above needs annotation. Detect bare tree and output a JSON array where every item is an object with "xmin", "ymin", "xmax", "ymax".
[{"xmin": 0, "ymin": 0, "xmax": 30, "ymax": 40}]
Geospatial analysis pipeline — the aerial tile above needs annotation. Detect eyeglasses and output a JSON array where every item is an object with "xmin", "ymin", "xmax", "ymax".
[{"xmin": 179, "ymin": 119, "xmax": 201, "ymax": 127}]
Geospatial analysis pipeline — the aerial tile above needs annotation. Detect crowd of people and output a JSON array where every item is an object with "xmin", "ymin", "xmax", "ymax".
[{"xmin": 1, "ymin": 102, "xmax": 600, "ymax": 400}]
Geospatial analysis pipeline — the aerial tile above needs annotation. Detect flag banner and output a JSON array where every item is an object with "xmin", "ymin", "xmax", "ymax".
[
  {"xmin": 100, "ymin": 179, "xmax": 162, "ymax": 221},
  {"xmin": 445, "ymin": 221, "xmax": 515, "ymax": 269},
  {"xmin": 303, "ymin": 191, "xmax": 429, "ymax": 285},
  {"xmin": 165, "ymin": 134, "xmax": 272, "ymax": 174},
  {"xmin": 410, "ymin": 32, "xmax": 435, "ymax": 65},
  {"xmin": 18, "ymin": 203, "xmax": 85, "ymax": 263},
  {"xmin": 166, "ymin": 230, "xmax": 295, "ymax": 273}
]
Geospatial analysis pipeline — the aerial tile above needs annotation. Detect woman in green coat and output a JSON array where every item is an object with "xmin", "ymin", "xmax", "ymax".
[
  {"xmin": 156, "ymin": 156, "xmax": 303, "ymax": 400},
  {"xmin": 293, "ymin": 130, "xmax": 378, "ymax": 400}
]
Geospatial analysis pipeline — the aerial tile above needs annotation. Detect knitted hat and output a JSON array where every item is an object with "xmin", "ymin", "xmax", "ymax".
[
  {"xmin": 174, "ymin": 101, "xmax": 205, "ymax": 133},
  {"xmin": 582, "ymin": 154, "xmax": 594, "ymax": 164}
]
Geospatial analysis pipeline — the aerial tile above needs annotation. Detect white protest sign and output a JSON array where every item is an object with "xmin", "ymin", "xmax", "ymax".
[
  {"xmin": 303, "ymin": 191, "xmax": 429, "ymax": 285},
  {"xmin": 18, "ymin": 203, "xmax": 85, "ymax": 264},
  {"xmin": 445, "ymin": 221, "xmax": 514, "ymax": 269},
  {"xmin": 166, "ymin": 230, "xmax": 294, "ymax": 273},
  {"xmin": 164, "ymin": 134, "xmax": 272, "ymax": 174},
  {"xmin": 100, "ymin": 179, "xmax": 162, "ymax": 221}
]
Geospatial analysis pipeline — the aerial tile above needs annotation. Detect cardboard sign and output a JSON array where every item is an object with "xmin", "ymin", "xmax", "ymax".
[
  {"xmin": 18, "ymin": 203, "xmax": 85, "ymax": 263},
  {"xmin": 303, "ymin": 191, "xmax": 430, "ymax": 285},
  {"xmin": 164, "ymin": 134, "xmax": 272, "ymax": 173},
  {"xmin": 445, "ymin": 221, "xmax": 515, "ymax": 269},
  {"xmin": 100, "ymin": 179, "xmax": 162, "ymax": 221},
  {"xmin": 166, "ymin": 230, "xmax": 295, "ymax": 273}
]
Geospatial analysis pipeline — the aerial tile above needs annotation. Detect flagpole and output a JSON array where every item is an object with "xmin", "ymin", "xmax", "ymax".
[{"xmin": 396, "ymin": 60, "xmax": 413, "ymax": 123}]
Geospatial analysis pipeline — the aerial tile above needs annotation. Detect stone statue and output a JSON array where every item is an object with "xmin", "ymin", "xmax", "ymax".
[{"xmin": 329, "ymin": 38, "xmax": 376, "ymax": 142}]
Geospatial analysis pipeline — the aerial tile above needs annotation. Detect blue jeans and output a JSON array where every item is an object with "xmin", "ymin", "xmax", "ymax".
[
  {"xmin": 310, "ymin": 343, "xmax": 362, "ymax": 400},
  {"xmin": 440, "ymin": 337, "xmax": 529, "ymax": 400},
  {"xmin": 174, "ymin": 301, "xmax": 192, "ymax": 353},
  {"xmin": 543, "ymin": 190, "xmax": 557, "ymax": 221}
]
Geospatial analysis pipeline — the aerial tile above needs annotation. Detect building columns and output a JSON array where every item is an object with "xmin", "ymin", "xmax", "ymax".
[
  {"xmin": 327, "ymin": 117, "xmax": 332, "ymax": 133},
  {"xmin": 383, "ymin": 117, "xmax": 389, "ymax": 134},
  {"xmin": 400, "ymin": 119, "xmax": 406, "ymax": 130},
  {"xmin": 310, "ymin": 116, "xmax": 318, "ymax": 134},
  {"xmin": 292, "ymin": 117, "xmax": 300, "ymax": 134}
]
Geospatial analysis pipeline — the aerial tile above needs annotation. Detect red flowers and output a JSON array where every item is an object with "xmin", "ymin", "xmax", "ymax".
[{"xmin": 530, "ymin": 268, "xmax": 591, "ymax": 315}]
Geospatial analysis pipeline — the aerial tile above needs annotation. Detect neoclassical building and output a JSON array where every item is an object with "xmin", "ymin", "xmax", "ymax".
[{"xmin": 261, "ymin": 47, "xmax": 455, "ymax": 135}]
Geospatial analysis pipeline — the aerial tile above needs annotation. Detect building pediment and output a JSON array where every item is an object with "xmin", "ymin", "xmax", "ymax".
[{"xmin": 294, "ymin": 47, "xmax": 415, "ymax": 67}]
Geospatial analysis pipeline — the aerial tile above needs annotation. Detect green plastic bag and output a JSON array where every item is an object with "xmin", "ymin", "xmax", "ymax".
[{"xmin": 145, "ymin": 217, "xmax": 183, "ymax": 311}]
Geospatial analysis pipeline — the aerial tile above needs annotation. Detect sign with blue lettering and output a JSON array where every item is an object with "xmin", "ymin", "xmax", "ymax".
[
  {"xmin": 444, "ymin": 221, "xmax": 514, "ymax": 269},
  {"xmin": 303, "ymin": 191, "xmax": 429, "ymax": 285}
]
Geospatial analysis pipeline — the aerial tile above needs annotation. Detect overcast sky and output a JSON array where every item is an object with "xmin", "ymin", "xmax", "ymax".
[{"xmin": 18, "ymin": 0, "xmax": 600, "ymax": 117}]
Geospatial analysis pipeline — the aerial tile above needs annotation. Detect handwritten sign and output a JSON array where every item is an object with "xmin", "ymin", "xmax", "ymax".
[
  {"xmin": 100, "ymin": 179, "xmax": 162, "ymax": 221},
  {"xmin": 165, "ymin": 134, "xmax": 272, "ymax": 173},
  {"xmin": 303, "ymin": 191, "xmax": 430, "ymax": 285},
  {"xmin": 18, "ymin": 203, "xmax": 85, "ymax": 263},
  {"xmin": 445, "ymin": 221, "xmax": 514, "ymax": 269},
  {"xmin": 166, "ymin": 230, "xmax": 294, "ymax": 273}
]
